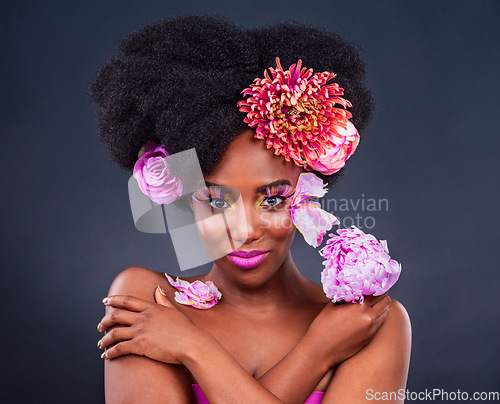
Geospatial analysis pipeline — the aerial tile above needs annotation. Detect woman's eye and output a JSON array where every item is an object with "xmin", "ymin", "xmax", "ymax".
[
  {"xmin": 261, "ymin": 196, "xmax": 285, "ymax": 207},
  {"xmin": 210, "ymin": 199, "xmax": 230, "ymax": 209}
]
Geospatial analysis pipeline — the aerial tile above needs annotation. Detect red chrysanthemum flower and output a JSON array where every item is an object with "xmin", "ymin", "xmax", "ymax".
[{"xmin": 237, "ymin": 57, "xmax": 355, "ymax": 173}]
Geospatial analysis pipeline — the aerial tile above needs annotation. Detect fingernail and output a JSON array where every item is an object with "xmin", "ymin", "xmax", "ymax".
[
  {"xmin": 102, "ymin": 297, "xmax": 109, "ymax": 304},
  {"xmin": 97, "ymin": 340, "xmax": 101, "ymax": 348},
  {"xmin": 157, "ymin": 286, "xmax": 167, "ymax": 296},
  {"xmin": 101, "ymin": 351, "xmax": 106, "ymax": 359},
  {"xmin": 97, "ymin": 323, "xmax": 101, "ymax": 332}
]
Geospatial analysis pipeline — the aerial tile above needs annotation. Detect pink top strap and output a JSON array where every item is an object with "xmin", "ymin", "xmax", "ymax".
[
  {"xmin": 191, "ymin": 384, "xmax": 324, "ymax": 403},
  {"xmin": 305, "ymin": 390, "xmax": 325, "ymax": 403}
]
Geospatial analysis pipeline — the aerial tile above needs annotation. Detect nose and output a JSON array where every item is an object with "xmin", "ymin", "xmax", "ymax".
[{"xmin": 229, "ymin": 200, "xmax": 264, "ymax": 246}]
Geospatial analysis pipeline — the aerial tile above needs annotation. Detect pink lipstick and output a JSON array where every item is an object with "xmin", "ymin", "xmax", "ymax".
[{"xmin": 227, "ymin": 250, "xmax": 269, "ymax": 269}]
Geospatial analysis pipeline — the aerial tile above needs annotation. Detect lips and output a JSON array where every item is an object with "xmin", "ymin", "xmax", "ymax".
[
  {"xmin": 228, "ymin": 250, "xmax": 268, "ymax": 258},
  {"xmin": 227, "ymin": 250, "xmax": 269, "ymax": 269}
]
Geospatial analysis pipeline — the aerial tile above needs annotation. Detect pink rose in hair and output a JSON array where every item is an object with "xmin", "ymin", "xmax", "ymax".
[
  {"xmin": 133, "ymin": 141, "xmax": 182, "ymax": 204},
  {"xmin": 307, "ymin": 121, "xmax": 360, "ymax": 175},
  {"xmin": 320, "ymin": 226, "xmax": 401, "ymax": 303}
]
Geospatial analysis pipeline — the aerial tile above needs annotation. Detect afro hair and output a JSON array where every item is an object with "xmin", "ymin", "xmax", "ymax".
[{"xmin": 89, "ymin": 15, "xmax": 374, "ymax": 186}]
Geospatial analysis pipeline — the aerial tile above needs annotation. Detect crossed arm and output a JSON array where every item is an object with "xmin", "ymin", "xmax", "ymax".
[{"xmin": 99, "ymin": 267, "xmax": 411, "ymax": 403}]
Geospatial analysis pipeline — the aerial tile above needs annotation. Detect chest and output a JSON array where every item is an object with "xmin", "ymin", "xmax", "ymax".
[{"xmin": 183, "ymin": 305, "xmax": 334, "ymax": 390}]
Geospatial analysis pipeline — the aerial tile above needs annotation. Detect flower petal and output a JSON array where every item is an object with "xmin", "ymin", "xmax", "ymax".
[
  {"xmin": 237, "ymin": 58, "xmax": 356, "ymax": 174},
  {"xmin": 293, "ymin": 172, "xmax": 329, "ymax": 201},
  {"xmin": 165, "ymin": 273, "xmax": 222, "ymax": 309},
  {"xmin": 291, "ymin": 203, "xmax": 339, "ymax": 247},
  {"xmin": 319, "ymin": 226, "xmax": 402, "ymax": 303}
]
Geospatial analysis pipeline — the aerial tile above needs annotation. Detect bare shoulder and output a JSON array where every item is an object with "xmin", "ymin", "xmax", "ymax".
[
  {"xmin": 385, "ymin": 298, "xmax": 412, "ymax": 337},
  {"xmin": 350, "ymin": 297, "xmax": 412, "ymax": 360},
  {"xmin": 103, "ymin": 266, "xmax": 196, "ymax": 403},
  {"xmin": 108, "ymin": 267, "xmax": 205, "ymax": 304},
  {"xmin": 107, "ymin": 266, "xmax": 165, "ymax": 300},
  {"xmin": 322, "ymin": 298, "xmax": 412, "ymax": 403},
  {"xmin": 370, "ymin": 298, "xmax": 412, "ymax": 365}
]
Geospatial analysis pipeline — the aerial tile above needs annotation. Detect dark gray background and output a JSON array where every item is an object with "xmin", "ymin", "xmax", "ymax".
[{"xmin": 2, "ymin": 0, "xmax": 499, "ymax": 402}]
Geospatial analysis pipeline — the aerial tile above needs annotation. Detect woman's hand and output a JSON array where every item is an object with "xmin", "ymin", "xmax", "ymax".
[
  {"xmin": 305, "ymin": 294, "xmax": 392, "ymax": 369},
  {"xmin": 97, "ymin": 287, "xmax": 202, "ymax": 364}
]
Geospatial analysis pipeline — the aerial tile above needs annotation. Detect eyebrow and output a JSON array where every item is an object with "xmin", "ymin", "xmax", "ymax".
[{"xmin": 204, "ymin": 180, "xmax": 293, "ymax": 194}]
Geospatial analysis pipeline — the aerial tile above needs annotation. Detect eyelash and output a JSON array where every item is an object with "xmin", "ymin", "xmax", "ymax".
[
  {"xmin": 258, "ymin": 184, "xmax": 295, "ymax": 209},
  {"xmin": 192, "ymin": 188, "xmax": 234, "ymax": 210},
  {"xmin": 191, "ymin": 185, "xmax": 295, "ymax": 210}
]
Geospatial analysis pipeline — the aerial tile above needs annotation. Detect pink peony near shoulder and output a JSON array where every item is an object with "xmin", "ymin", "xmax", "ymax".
[
  {"xmin": 165, "ymin": 273, "xmax": 222, "ymax": 309},
  {"xmin": 133, "ymin": 141, "xmax": 183, "ymax": 204},
  {"xmin": 319, "ymin": 226, "xmax": 401, "ymax": 303}
]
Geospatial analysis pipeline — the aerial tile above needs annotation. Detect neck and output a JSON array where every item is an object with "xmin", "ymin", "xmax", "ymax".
[{"xmin": 204, "ymin": 252, "xmax": 311, "ymax": 312}]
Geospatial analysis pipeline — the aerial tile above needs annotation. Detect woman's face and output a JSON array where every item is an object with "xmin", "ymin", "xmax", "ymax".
[{"xmin": 191, "ymin": 129, "xmax": 303, "ymax": 287}]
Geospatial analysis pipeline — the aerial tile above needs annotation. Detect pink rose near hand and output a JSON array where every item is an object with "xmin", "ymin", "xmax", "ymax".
[
  {"xmin": 133, "ymin": 141, "xmax": 183, "ymax": 204},
  {"xmin": 320, "ymin": 226, "xmax": 401, "ymax": 303}
]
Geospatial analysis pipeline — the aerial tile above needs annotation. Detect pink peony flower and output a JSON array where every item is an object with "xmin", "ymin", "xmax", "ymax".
[
  {"xmin": 165, "ymin": 274, "xmax": 222, "ymax": 309},
  {"xmin": 290, "ymin": 173, "xmax": 339, "ymax": 247},
  {"xmin": 307, "ymin": 121, "xmax": 360, "ymax": 175},
  {"xmin": 319, "ymin": 226, "xmax": 401, "ymax": 303},
  {"xmin": 133, "ymin": 141, "xmax": 183, "ymax": 204},
  {"xmin": 237, "ymin": 57, "xmax": 355, "ymax": 174}
]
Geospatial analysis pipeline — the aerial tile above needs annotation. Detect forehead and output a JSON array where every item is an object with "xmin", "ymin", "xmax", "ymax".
[{"xmin": 206, "ymin": 130, "xmax": 303, "ymax": 189}]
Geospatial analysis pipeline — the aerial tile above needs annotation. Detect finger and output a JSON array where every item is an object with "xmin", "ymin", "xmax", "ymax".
[
  {"xmin": 155, "ymin": 286, "xmax": 175, "ymax": 308},
  {"xmin": 372, "ymin": 305, "xmax": 390, "ymax": 330},
  {"xmin": 371, "ymin": 296, "xmax": 392, "ymax": 320},
  {"xmin": 98, "ymin": 307, "xmax": 139, "ymax": 332},
  {"xmin": 98, "ymin": 326, "xmax": 135, "ymax": 350},
  {"xmin": 102, "ymin": 295, "xmax": 151, "ymax": 312},
  {"xmin": 102, "ymin": 340, "xmax": 137, "ymax": 360}
]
